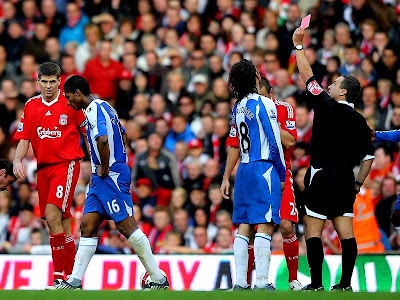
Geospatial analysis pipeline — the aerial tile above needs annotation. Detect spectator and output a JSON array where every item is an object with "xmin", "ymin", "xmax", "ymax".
[
  {"xmin": 60, "ymin": 55, "xmax": 80, "ymax": 89},
  {"xmin": 83, "ymin": 40, "xmax": 124, "ymax": 101},
  {"xmin": 132, "ymin": 132, "xmax": 181, "ymax": 198},
  {"xmin": 0, "ymin": 191, "xmax": 11, "ymax": 244},
  {"xmin": 375, "ymin": 177, "xmax": 397, "ymax": 238},
  {"xmin": 148, "ymin": 206, "xmax": 172, "ymax": 253},
  {"xmin": 295, "ymin": 105, "xmax": 312, "ymax": 144},
  {"xmin": 0, "ymin": 45, "xmax": 16, "ymax": 84},
  {"xmin": 23, "ymin": 22, "xmax": 50, "ymax": 64},
  {"xmin": 193, "ymin": 226, "xmax": 213, "ymax": 252},
  {"xmin": 183, "ymin": 160, "xmax": 204, "ymax": 194},
  {"xmin": 75, "ymin": 23, "xmax": 101, "ymax": 73},
  {"xmin": 339, "ymin": 45, "xmax": 361, "ymax": 76},
  {"xmin": 211, "ymin": 117, "xmax": 229, "ymax": 163},
  {"xmin": 177, "ymin": 94, "xmax": 202, "ymax": 135},
  {"xmin": 377, "ymin": 46, "xmax": 399, "ymax": 82},
  {"xmin": 183, "ymin": 49, "xmax": 210, "ymax": 92},
  {"xmin": 193, "ymin": 207, "xmax": 218, "ymax": 241},
  {"xmin": 135, "ymin": 178, "xmax": 157, "ymax": 223},
  {"xmin": 173, "ymin": 208, "xmax": 194, "ymax": 247},
  {"xmin": 273, "ymin": 69, "xmax": 297, "ymax": 100},
  {"xmin": 353, "ymin": 188, "xmax": 385, "ymax": 253},
  {"xmin": 212, "ymin": 226, "xmax": 233, "ymax": 253},
  {"xmin": 59, "ymin": 2, "xmax": 89, "ymax": 49},
  {"xmin": 39, "ymin": 0, "xmax": 66, "ymax": 38},
  {"xmin": 164, "ymin": 114, "xmax": 196, "ymax": 153},
  {"xmin": 4, "ymin": 203, "xmax": 42, "ymax": 253},
  {"xmin": 370, "ymin": 146, "xmax": 394, "ymax": 181},
  {"xmin": 44, "ymin": 37, "xmax": 62, "ymax": 65},
  {"xmin": 4, "ymin": 21, "xmax": 27, "ymax": 64}
]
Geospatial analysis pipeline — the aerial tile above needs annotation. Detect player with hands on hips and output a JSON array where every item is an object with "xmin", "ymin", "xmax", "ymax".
[{"xmin": 51, "ymin": 75, "xmax": 169, "ymax": 290}]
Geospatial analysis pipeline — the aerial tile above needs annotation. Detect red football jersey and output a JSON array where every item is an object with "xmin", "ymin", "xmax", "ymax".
[
  {"xmin": 227, "ymin": 99, "xmax": 297, "ymax": 171},
  {"xmin": 14, "ymin": 91, "xmax": 86, "ymax": 166}
]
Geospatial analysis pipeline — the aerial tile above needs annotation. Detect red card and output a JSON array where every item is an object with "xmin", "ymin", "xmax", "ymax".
[{"xmin": 301, "ymin": 14, "xmax": 311, "ymax": 29}]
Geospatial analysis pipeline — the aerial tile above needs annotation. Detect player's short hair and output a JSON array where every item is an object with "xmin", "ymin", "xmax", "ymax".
[
  {"xmin": 64, "ymin": 75, "xmax": 92, "ymax": 96},
  {"xmin": 340, "ymin": 75, "xmax": 361, "ymax": 103},
  {"xmin": 0, "ymin": 159, "xmax": 17, "ymax": 180},
  {"xmin": 228, "ymin": 59, "xmax": 258, "ymax": 102},
  {"xmin": 38, "ymin": 62, "xmax": 61, "ymax": 78},
  {"xmin": 260, "ymin": 76, "xmax": 272, "ymax": 93}
]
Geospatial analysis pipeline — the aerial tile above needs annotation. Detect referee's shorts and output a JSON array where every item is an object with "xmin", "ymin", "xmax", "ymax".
[{"xmin": 304, "ymin": 165, "xmax": 356, "ymax": 220}]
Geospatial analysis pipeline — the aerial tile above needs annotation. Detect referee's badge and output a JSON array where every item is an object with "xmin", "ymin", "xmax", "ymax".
[
  {"xmin": 307, "ymin": 80, "xmax": 323, "ymax": 95},
  {"xmin": 59, "ymin": 114, "xmax": 68, "ymax": 125}
]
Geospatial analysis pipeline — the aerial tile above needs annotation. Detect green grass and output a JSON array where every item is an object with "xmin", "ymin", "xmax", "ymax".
[{"xmin": 0, "ymin": 290, "xmax": 398, "ymax": 300}]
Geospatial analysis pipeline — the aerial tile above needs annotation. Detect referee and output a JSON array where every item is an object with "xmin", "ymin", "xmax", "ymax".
[{"xmin": 292, "ymin": 27, "xmax": 374, "ymax": 291}]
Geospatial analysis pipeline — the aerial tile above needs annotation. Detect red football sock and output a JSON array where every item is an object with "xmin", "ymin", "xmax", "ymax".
[
  {"xmin": 283, "ymin": 234, "xmax": 299, "ymax": 282},
  {"xmin": 50, "ymin": 232, "xmax": 66, "ymax": 281},
  {"xmin": 64, "ymin": 235, "xmax": 76, "ymax": 278},
  {"xmin": 247, "ymin": 244, "xmax": 255, "ymax": 285}
]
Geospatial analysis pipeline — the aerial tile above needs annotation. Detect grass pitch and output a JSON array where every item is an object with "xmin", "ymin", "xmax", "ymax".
[{"xmin": 0, "ymin": 290, "xmax": 398, "ymax": 300}]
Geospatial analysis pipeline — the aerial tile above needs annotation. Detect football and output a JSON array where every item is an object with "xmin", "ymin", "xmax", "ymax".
[{"xmin": 140, "ymin": 270, "xmax": 167, "ymax": 289}]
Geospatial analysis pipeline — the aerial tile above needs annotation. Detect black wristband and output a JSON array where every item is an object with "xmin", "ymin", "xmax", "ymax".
[{"xmin": 355, "ymin": 181, "xmax": 363, "ymax": 187}]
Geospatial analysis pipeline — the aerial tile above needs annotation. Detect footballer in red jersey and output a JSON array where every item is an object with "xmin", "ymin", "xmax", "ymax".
[
  {"xmin": 226, "ymin": 77, "xmax": 302, "ymax": 290},
  {"xmin": 13, "ymin": 62, "xmax": 86, "ymax": 288}
]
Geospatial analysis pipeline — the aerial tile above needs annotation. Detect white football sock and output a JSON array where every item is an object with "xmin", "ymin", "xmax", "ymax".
[
  {"xmin": 68, "ymin": 237, "xmax": 98, "ymax": 286},
  {"xmin": 233, "ymin": 234, "xmax": 250, "ymax": 287},
  {"xmin": 396, "ymin": 226, "xmax": 400, "ymax": 234},
  {"xmin": 254, "ymin": 233, "xmax": 272, "ymax": 287},
  {"xmin": 128, "ymin": 228, "xmax": 164, "ymax": 283}
]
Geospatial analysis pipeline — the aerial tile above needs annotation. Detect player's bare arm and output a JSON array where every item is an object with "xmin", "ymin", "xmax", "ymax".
[
  {"xmin": 220, "ymin": 146, "xmax": 240, "ymax": 199},
  {"xmin": 96, "ymin": 135, "xmax": 110, "ymax": 177},
  {"xmin": 292, "ymin": 27, "xmax": 314, "ymax": 83},
  {"xmin": 280, "ymin": 128, "xmax": 296, "ymax": 149},
  {"xmin": 13, "ymin": 139, "xmax": 30, "ymax": 179}
]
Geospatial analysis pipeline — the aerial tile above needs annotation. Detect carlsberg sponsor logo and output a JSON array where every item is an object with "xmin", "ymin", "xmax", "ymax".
[{"xmin": 37, "ymin": 127, "xmax": 62, "ymax": 139}]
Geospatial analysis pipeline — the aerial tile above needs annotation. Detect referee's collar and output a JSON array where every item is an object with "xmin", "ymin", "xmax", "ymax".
[{"xmin": 337, "ymin": 100, "xmax": 354, "ymax": 108}]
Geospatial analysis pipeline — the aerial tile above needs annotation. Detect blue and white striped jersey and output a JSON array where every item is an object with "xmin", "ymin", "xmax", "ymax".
[
  {"xmin": 85, "ymin": 99, "xmax": 127, "ymax": 173},
  {"xmin": 232, "ymin": 93, "xmax": 286, "ymax": 182}
]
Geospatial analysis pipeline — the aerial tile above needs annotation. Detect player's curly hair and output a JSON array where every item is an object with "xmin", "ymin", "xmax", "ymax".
[
  {"xmin": 227, "ymin": 59, "xmax": 258, "ymax": 103},
  {"xmin": 64, "ymin": 75, "xmax": 92, "ymax": 96}
]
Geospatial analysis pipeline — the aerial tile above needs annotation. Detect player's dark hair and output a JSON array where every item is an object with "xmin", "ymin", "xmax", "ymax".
[
  {"xmin": 228, "ymin": 59, "xmax": 258, "ymax": 102},
  {"xmin": 64, "ymin": 75, "xmax": 92, "ymax": 96},
  {"xmin": 260, "ymin": 76, "xmax": 272, "ymax": 94},
  {"xmin": 340, "ymin": 75, "xmax": 361, "ymax": 103},
  {"xmin": 0, "ymin": 159, "xmax": 16, "ymax": 180},
  {"xmin": 38, "ymin": 62, "xmax": 61, "ymax": 78}
]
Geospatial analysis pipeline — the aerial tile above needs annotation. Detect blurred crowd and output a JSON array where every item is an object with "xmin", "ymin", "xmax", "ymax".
[{"xmin": 1, "ymin": 0, "xmax": 400, "ymax": 255}]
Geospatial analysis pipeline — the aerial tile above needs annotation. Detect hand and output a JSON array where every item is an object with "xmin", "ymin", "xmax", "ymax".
[
  {"xmin": 292, "ymin": 27, "xmax": 305, "ymax": 47},
  {"xmin": 13, "ymin": 160, "xmax": 25, "ymax": 180},
  {"xmin": 96, "ymin": 165, "xmax": 109, "ymax": 177},
  {"xmin": 371, "ymin": 129, "xmax": 376, "ymax": 141},
  {"xmin": 220, "ymin": 179, "xmax": 230, "ymax": 199},
  {"xmin": 355, "ymin": 184, "xmax": 361, "ymax": 194},
  {"xmin": 23, "ymin": 243, "xmax": 32, "ymax": 253},
  {"xmin": 147, "ymin": 157, "xmax": 159, "ymax": 170}
]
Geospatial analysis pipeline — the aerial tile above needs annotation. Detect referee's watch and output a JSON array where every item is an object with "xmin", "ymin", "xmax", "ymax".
[
  {"xmin": 355, "ymin": 180, "xmax": 363, "ymax": 187},
  {"xmin": 293, "ymin": 45, "xmax": 304, "ymax": 51}
]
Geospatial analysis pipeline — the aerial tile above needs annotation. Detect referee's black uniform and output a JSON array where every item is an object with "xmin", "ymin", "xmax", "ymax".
[{"xmin": 303, "ymin": 77, "xmax": 374, "ymax": 220}]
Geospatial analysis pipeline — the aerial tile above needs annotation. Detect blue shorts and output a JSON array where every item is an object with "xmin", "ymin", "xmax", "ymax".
[
  {"xmin": 395, "ymin": 195, "xmax": 400, "ymax": 211},
  {"xmin": 84, "ymin": 163, "xmax": 134, "ymax": 223},
  {"xmin": 233, "ymin": 160, "xmax": 281, "ymax": 225}
]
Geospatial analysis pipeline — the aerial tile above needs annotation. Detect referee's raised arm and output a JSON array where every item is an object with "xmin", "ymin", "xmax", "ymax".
[{"xmin": 292, "ymin": 27, "xmax": 313, "ymax": 84}]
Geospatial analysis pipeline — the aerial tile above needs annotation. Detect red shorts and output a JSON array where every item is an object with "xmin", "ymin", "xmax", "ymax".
[
  {"xmin": 37, "ymin": 160, "xmax": 80, "ymax": 219},
  {"xmin": 280, "ymin": 170, "xmax": 298, "ymax": 223}
]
